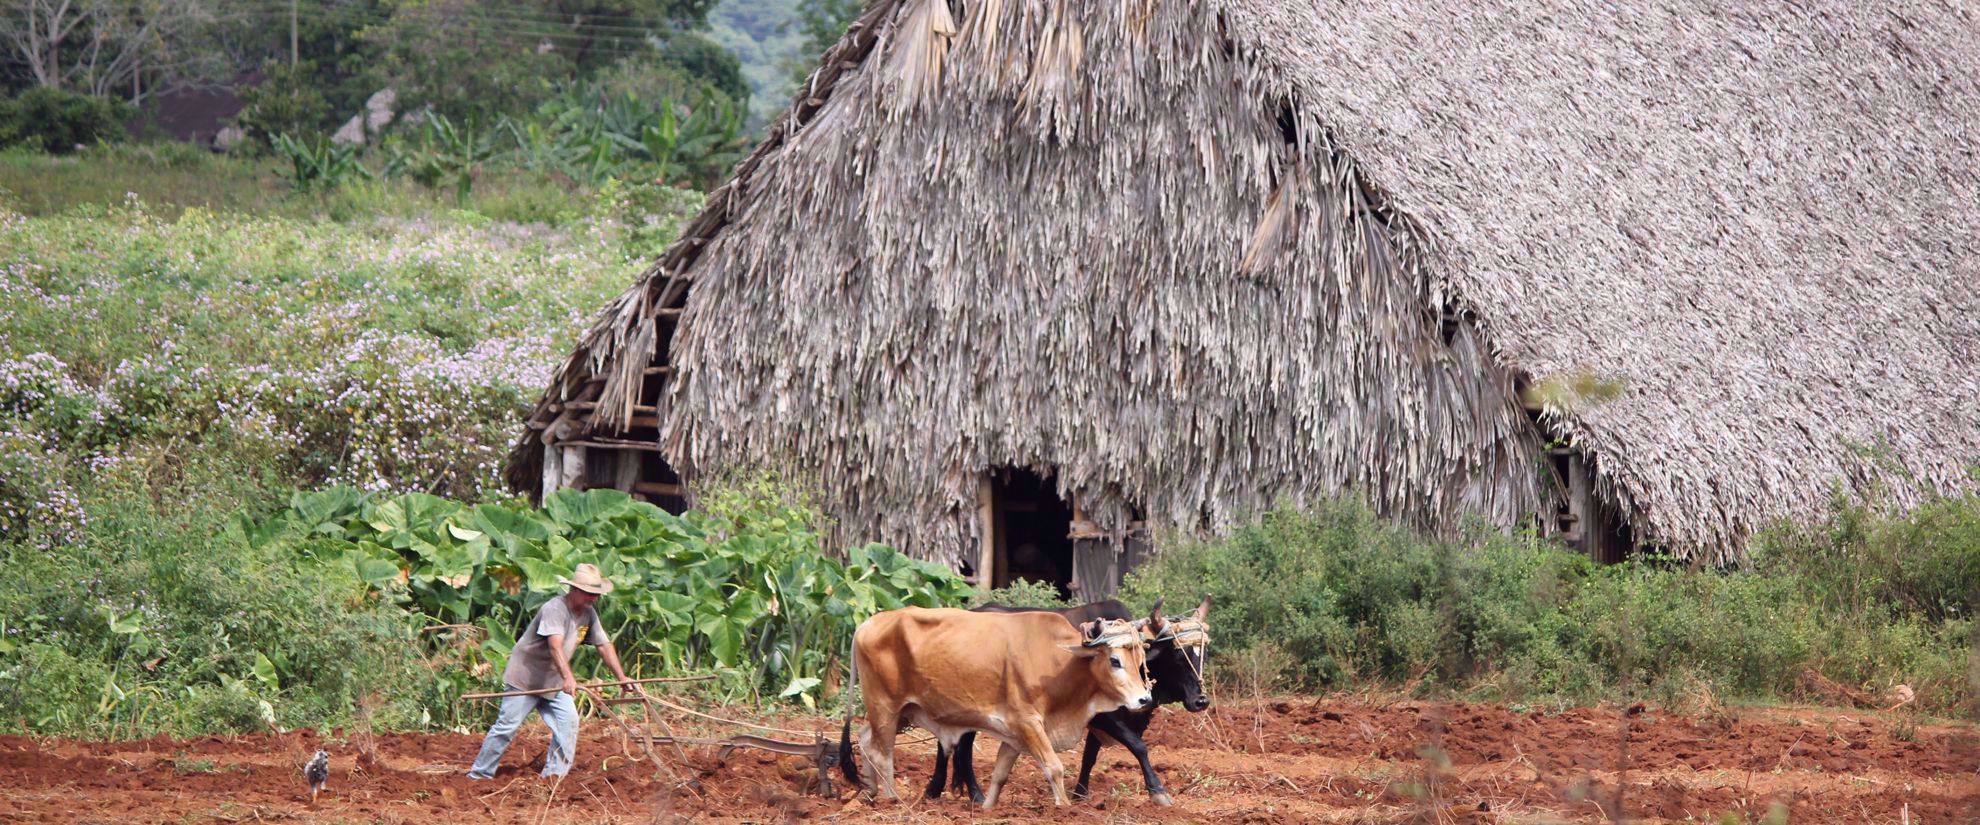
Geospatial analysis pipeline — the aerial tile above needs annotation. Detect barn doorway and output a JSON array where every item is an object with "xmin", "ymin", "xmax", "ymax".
[{"xmin": 978, "ymin": 467, "xmax": 1075, "ymax": 599}]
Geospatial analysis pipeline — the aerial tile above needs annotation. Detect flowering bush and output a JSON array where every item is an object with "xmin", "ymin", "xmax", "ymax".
[{"xmin": 0, "ymin": 199, "xmax": 640, "ymax": 501}]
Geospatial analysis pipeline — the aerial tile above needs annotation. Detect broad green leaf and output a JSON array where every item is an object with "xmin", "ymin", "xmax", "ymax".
[
  {"xmin": 519, "ymin": 558, "xmax": 568, "ymax": 592},
  {"xmin": 707, "ymin": 620, "xmax": 742, "ymax": 666},
  {"xmin": 471, "ymin": 503, "xmax": 553, "ymax": 548},
  {"xmin": 543, "ymin": 488, "xmax": 635, "ymax": 528},
  {"xmin": 353, "ymin": 557, "xmax": 401, "ymax": 586},
  {"xmin": 364, "ymin": 499, "xmax": 408, "ymax": 534},
  {"xmin": 103, "ymin": 607, "xmax": 142, "ymax": 635},
  {"xmin": 778, "ymin": 676, "xmax": 821, "ymax": 699},
  {"xmin": 447, "ymin": 524, "xmax": 484, "ymax": 541},
  {"xmin": 251, "ymin": 652, "xmax": 280, "ymax": 690},
  {"xmin": 462, "ymin": 534, "xmax": 492, "ymax": 566},
  {"xmin": 649, "ymin": 591, "xmax": 695, "ymax": 620}
]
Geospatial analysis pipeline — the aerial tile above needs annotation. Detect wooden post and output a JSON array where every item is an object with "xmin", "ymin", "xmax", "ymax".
[
  {"xmin": 540, "ymin": 444, "xmax": 563, "ymax": 501},
  {"xmin": 560, "ymin": 446, "xmax": 587, "ymax": 492},
  {"xmin": 612, "ymin": 449, "xmax": 640, "ymax": 492},
  {"xmin": 1566, "ymin": 453, "xmax": 1593, "ymax": 556},
  {"xmin": 975, "ymin": 476, "xmax": 997, "ymax": 591}
]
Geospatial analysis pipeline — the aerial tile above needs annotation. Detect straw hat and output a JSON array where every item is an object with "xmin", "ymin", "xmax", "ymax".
[{"xmin": 557, "ymin": 563, "xmax": 614, "ymax": 595}]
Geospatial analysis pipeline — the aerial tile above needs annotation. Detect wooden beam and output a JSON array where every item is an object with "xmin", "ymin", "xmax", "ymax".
[
  {"xmin": 558, "ymin": 439, "xmax": 665, "ymax": 453},
  {"xmin": 633, "ymin": 481, "xmax": 684, "ymax": 497},
  {"xmin": 554, "ymin": 401, "xmax": 657, "ymax": 414},
  {"xmin": 975, "ymin": 476, "xmax": 997, "ymax": 592}
]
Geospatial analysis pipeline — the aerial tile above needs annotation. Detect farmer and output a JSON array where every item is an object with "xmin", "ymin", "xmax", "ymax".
[{"xmin": 466, "ymin": 563, "xmax": 646, "ymax": 779}]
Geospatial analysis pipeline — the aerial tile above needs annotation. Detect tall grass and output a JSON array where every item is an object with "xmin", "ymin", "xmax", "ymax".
[
  {"xmin": 1121, "ymin": 495, "xmax": 1976, "ymax": 716},
  {"xmin": 0, "ymin": 144, "xmax": 682, "ymax": 227}
]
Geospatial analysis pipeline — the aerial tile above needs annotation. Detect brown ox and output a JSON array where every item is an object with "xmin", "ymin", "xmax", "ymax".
[{"xmin": 837, "ymin": 607, "xmax": 1153, "ymax": 809}]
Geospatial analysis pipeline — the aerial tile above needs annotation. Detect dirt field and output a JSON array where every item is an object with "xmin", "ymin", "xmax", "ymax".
[{"xmin": 2, "ymin": 697, "xmax": 1973, "ymax": 824}]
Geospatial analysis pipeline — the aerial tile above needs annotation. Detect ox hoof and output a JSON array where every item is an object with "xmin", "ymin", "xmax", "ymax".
[
  {"xmin": 1150, "ymin": 791, "xmax": 1175, "ymax": 807},
  {"xmin": 1070, "ymin": 786, "xmax": 1090, "ymax": 801}
]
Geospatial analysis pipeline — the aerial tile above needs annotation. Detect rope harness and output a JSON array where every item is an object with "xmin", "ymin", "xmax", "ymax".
[
  {"xmin": 1150, "ymin": 617, "xmax": 1212, "ymax": 686},
  {"xmin": 1089, "ymin": 618, "xmax": 1154, "ymax": 685}
]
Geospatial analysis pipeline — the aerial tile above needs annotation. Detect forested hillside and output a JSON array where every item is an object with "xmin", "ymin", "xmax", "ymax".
[{"xmin": 710, "ymin": 0, "xmax": 804, "ymax": 126}]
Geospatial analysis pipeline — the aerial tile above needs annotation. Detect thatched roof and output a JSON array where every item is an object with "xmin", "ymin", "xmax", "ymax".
[{"xmin": 510, "ymin": 0, "xmax": 1980, "ymax": 565}]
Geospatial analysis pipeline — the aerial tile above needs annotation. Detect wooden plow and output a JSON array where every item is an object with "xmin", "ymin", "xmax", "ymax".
[{"xmin": 463, "ymin": 676, "xmax": 841, "ymax": 796}]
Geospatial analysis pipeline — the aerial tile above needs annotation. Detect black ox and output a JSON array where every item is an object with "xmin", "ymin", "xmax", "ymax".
[{"xmin": 923, "ymin": 596, "xmax": 1211, "ymax": 806}]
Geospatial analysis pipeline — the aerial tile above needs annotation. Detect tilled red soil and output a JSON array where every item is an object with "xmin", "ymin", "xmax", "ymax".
[{"xmin": 1, "ymin": 698, "xmax": 1973, "ymax": 823}]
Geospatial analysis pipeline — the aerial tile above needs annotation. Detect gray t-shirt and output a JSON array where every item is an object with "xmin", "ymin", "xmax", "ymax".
[{"xmin": 502, "ymin": 596, "xmax": 610, "ymax": 691}]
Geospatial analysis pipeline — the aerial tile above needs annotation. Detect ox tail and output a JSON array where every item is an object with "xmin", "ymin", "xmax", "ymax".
[{"xmin": 837, "ymin": 642, "xmax": 864, "ymax": 789}]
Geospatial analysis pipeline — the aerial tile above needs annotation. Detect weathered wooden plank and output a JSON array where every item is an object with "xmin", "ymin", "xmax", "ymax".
[{"xmin": 559, "ymin": 439, "xmax": 666, "ymax": 452}]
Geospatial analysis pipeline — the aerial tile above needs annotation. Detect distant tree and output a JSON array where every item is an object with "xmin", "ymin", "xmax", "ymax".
[
  {"xmin": 360, "ymin": 0, "xmax": 727, "ymax": 125},
  {"xmin": 660, "ymin": 31, "xmax": 749, "ymax": 109},
  {"xmin": 781, "ymin": 0, "xmax": 860, "ymax": 86},
  {"xmin": 212, "ymin": 0, "xmax": 393, "ymax": 125},
  {"xmin": 0, "ymin": 86, "xmax": 134, "ymax": 152},
  {"xmin": 233, "ymin": 60, "xmax": 335, "ymax": 145},
  {"xmin": 0, "ymin": 0, "xmax": 232, "ymax": 103},
  {"xmin": 548, "ymin": 0, "xmax": 721, "ymax": 70}
]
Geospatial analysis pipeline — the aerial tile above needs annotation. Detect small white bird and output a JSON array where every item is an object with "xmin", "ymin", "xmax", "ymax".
[{"xmin": 304, "ymin": 749, "xmax": 329, "ymax": 804}]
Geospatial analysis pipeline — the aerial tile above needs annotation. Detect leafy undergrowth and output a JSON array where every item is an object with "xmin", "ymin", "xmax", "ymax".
[
  {"xmin": 1122, "ymin": 497, "xmax": 1978, "ymax": 719},
  {"xmin": 249, "ymin": 485, "xmax": 973, "ymax": 713},
  {"xmin": 0, "ymin": 180, "xmax": 694, "ymax": 738}
]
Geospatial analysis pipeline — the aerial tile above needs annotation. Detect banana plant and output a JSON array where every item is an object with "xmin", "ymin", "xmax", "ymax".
[
  {"xmin": 271, "ymin": 133, "xmax": 373, "ymax": 193},
  {"xmin": 384, "ymin": 113, "xmax": 499, "ymax": 203}
]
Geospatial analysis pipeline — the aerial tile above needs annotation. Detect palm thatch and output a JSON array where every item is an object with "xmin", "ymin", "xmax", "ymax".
[{"xmin": 508, "ymin": 0, "xmax": 1980, "ymax": 567}]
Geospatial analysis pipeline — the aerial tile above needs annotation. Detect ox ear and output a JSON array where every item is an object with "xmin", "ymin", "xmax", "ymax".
[
  {"xmin": 1063, "ymin": 624, "xmax": 1106, "ymax": 658},
  {"xmin": 1192, "ymin": 594, "xmax": 1211, "ymax": 622}
]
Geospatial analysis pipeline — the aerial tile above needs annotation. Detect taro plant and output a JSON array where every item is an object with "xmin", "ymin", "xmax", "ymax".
[{"xmin": 248, "ymin": 485, "xmax": 973, "ymax": 706}]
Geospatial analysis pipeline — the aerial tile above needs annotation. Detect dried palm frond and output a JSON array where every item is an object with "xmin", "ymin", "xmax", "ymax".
[
  {"xmin": 1240, "ymin": 166, "xmax": 1297, "ymax": 273},
  {"xmin": 884, "ymin": 0, "xmax": 958, "ymax": 120}
]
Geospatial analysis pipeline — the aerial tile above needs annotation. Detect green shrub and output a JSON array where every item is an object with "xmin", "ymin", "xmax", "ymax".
[
  {"xmin": 969, "ymin": 578, "xmax": 1074, "ymax": 610},
  {"xmin": 0, "ymin": 444, "xmax": 429, "ymax": 738},
  {"xmin": 233, "ymin": 61, "xmax": 335, "ymax": 147},
  {"xmin": 1121, "ymin": 495, "xmax": 1976, "ymax": 714},
  {"xmin": 658, "ymin": 32, "xmax": 752, "ymax": 109},
  {"xmin": 0, "ymin": 88, "xmax": 133, "ymax": 154},
  {"xmin": 599, "ymin": 177, "xmax": 705, "ymax": 260},
  {"xmin": 1751, "ymin": 491, "xmax": 1980, "ymax": 624}
]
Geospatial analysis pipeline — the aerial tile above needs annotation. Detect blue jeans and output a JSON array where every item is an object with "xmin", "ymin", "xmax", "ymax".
[{"xmin": 467, "ymin": 684, "xmax": 579, "ymax": 779}]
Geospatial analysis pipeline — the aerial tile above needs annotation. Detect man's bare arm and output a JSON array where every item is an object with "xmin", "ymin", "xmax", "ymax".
[{"xmin": 546, "ymin": 633, "xmax": 578, "ymax": 695}]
